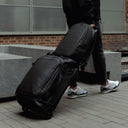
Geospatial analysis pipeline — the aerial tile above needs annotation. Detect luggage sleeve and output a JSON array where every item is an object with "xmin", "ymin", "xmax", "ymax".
[
  {"xmin": 15, "ymin": 55, "xmax": 78, "ymax": 119},
  {"xmin": 53, "ymin": 23, "xmax": 96, "ymax": 64}
]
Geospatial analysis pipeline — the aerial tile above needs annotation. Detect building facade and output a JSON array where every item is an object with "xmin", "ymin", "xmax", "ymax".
[{"xmin": 0, "ymin": 0, "xmax": 128, "ymax": 51}]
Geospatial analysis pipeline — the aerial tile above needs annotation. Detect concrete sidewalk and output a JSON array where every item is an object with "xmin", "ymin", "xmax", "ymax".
[{"xmin": 0, "ymin": 81, "xmax": 128, "ymax": 128}]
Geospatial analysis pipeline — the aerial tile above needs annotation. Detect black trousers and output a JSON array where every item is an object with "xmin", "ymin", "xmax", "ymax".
[{"xmin": 68, "ymin": 21, "xmax": 107, "ymax": 86}]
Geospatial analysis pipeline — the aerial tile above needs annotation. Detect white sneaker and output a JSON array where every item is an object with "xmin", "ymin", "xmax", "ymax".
[
  {"xmin": 67, "ymin": 86, "xmax": 88, "ymax": 99},
  {"xmin": 100, "ymin": 79, "xmax": 120, "ymax": 94}
]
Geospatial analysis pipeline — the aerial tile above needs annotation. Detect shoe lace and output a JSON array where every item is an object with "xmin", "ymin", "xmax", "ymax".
[
  {"xmin": 108, "ymin": 80, "xmax": 117, "ymax": 85},
  {"xmin": 77, "ymin": 86, "xmax": 84, "ymax": 93}
]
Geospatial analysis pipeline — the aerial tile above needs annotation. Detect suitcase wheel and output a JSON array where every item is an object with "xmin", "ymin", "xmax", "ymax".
[
  {"xmin": 43, "ymin": 112, "xmax": 52, "ymax": 120},
  {"xmin": 22, "ymin": 106, "xmax": 29, "ymax": 113},
  {"xmin": 22, "ymin": 106, "xmax": 52, "ymax": 120}
]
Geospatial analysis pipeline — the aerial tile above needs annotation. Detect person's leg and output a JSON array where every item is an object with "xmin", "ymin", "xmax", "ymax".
[
  {"xmin": 92, "ymin": 22, "xmax": 120, "ymax": 93},
  {"xmin": 92, "ymin": 22, "xmax": 107, "ymax": 85}
]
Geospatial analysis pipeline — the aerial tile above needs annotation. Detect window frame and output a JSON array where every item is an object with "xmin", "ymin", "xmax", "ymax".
[
  {"xmin": 101, "ymin": 0, "xmax": 126, "ymax": 34},
  {"xmin": 0, "ymin": 0, "xmax": 67, "ymax": 35},
  {"xmin": 0, "ymin": 0, "xmax": 126, "ymax": 35}
]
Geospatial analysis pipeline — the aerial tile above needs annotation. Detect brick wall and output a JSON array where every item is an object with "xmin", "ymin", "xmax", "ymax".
[
  {"xmin": 0, "ymin": 33, "xmax": 128, "ymax": 52},
  {"xmin": 102, "ymin": 34, "xmax": 128, "ymax": 51},
  {"xmin": 126, "ymin": 0, "xmax": 128, "ymax": 31},
  {"xmin": 0, "ymin": 0, "xmax": 128, "ymax": 52},
  {"xmin": 0, "ymin": 35, "xmax": 64, "ymax": 47},
  {"xmin": 102, "ymin": 0, "xmax": 128, "ymax": 51}
]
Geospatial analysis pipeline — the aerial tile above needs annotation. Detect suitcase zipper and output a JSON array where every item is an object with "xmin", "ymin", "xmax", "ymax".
[{"xmin": 39, "ymin": 60, "xmax": 61, "ymax": 95}]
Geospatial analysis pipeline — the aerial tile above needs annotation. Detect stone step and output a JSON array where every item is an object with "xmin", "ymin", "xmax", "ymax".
[
  {"xmin": 6, "ymin": 44, "xmax": 55, "ymax": 62},
  {"xmin": 121, "ymin": 57, "xmax": 128, "ymax": 64},
  {"xmin": 0, "ymin": 53, "xmax": 32, "ymax": 98},
  {"xmin": 0, "ymin": 45, "xmax": 122, "ymax": 98},
  {"xmin": 84, "ymin": 51, "xmax": 121, "ymax": 82},
  {"xmin": 121, "ymin": 57, "xmax": 128, "ymax": 73}
]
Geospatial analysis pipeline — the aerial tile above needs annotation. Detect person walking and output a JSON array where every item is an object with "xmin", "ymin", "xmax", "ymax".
[{"xmin": 62, "ymin": 0, "xmax": 120, "ymax": 99}]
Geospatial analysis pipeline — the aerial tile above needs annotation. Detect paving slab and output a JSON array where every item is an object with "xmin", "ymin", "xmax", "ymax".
[
  {"xmin": 0, "ymin": 81, "xmax": 128, "ymax": 128},
  {"xmin": 0, "ymin": 53, "xmax": 32, "ymax": 98}
]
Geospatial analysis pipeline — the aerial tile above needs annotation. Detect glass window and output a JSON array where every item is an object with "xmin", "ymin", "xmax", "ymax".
[
  {"xmin": 0, "ymin": 6, "xmax": 30, "ymax": 32},
  {"xmin": 32, "ymin": 0, "xmax": 65, "ymax": 33},
  {"xmin": 33, "ymin": 0, "xmax": 62, "ymax": 7},
  {"xmin": 0, "ymin": 0, "xmax": 66, "ymax": 35},
  {"xmin": 0, "ymin": 0, "xmax": 29, "ymax": 5},
  {"xmin": 101, "ymin": 0, "xmax": 125, "ymax": 33},
  {"xmin": 33, "ymin": 8, "xmax": 66, "ymax": 32},
  {"xmin": 0, "ymin": 0, "xmax": 125, "ymax": 35}
]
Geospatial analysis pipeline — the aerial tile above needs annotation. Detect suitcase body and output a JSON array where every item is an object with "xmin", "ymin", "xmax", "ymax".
[
  {"xmin": 16, "ymin": 23, "xmax": 96, "ymax": 119},
  {"xmin": 15, "ymin": 55, "xmax": 78, "ymax": 119},
  {"xmin": 53, "ymin": 23, "xmax": 96, "ymax": 64}
]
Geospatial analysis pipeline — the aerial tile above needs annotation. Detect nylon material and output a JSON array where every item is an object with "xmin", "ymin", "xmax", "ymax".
[
  {"xmin": 39, "ymin": 66, "xmax": 60, "ymax": 96},
  {"xmin": 17, "ymin": 56, "xmax": 62, "ymax": 96},
  {"xmin": 68, "ymin": 25, "xmax": 88, "ymax": 47},
  {"xmin": 69, "ymin": 27, "xmax": 89, "ymax": 54},
  {"xmin": 60, "ymin": 30, "xmax": 84, "ymax": 49},
  {"xmin": 49, "ymin": 67, "xmax": 78, "ymax": 108},
  {"xmin": 16, "ymin": 57, "xmax": 78, "ymax": 114},
  {"xmin": 39, "ymin": 61, "xmax": 77, "ymax": 109},
  {"xmin": 56, "ymin": 31, "xmax": 89, "ymax": 56},
  {"xmin": 34, "ymin": 57, "xmax": 77, "ymax": 96},
  {"xmin": 31, "ymin": 58, "xmax": 61, "ymax": 95},
  {"xmin": 70, "ymin": 28, "xmax": 94, "ymax": 60},
  {"xmin": 54, "ymin": 23, "xmax": 95, "ymax": 63},
  {"xmin": 51, "ymin": 68, "xmax": 78, "ymax": 106},
  {"xmin": 55, "ymin": 24, "xmax": 89, "ymax": 51}
]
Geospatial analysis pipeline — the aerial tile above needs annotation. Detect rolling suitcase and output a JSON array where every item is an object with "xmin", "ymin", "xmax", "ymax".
[
  {"xmin": 16, "ymin": 23, "xmax": 96, "ymax": 120},
  {"xmin": 15, "ymin": 55, "xmax": 78, "ymax": 119},
  {"xmin": 53, "ymin": 23, "xmax": 96, "ymax": 65}
]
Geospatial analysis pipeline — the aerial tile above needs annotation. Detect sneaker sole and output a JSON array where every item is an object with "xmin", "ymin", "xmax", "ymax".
[
  {"xmin": 101, "ymin": 82, "xmax": 120, "ymax": 94},
  {"xmin": 67, "ymin": 93, "xmax": 88, "ymax": 99}
]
